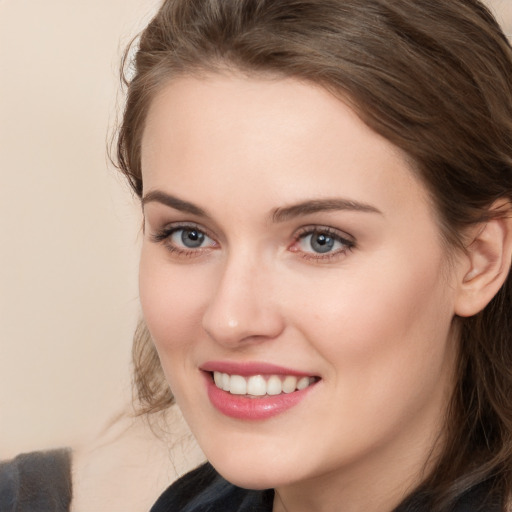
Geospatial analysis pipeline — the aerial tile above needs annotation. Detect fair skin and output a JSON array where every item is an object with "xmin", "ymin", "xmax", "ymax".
[{"xmin": 139, "ymin": 73, "xmax": 471, "ymax": 512}]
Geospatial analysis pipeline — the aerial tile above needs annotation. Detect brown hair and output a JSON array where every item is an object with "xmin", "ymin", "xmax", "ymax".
[{"xmin": 116, "ymin": 0, "xmax": 512, "ymax": 509}]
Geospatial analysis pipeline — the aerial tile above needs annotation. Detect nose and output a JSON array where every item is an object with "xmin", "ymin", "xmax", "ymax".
[{"xmin": 201, "ymin": 253, "xmax": 285, "ymax": 347}]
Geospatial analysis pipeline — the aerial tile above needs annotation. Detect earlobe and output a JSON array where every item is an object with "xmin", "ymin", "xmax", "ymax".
[{"xmin": 454, "ymin": 203, "xmax": 512, "ymax": 318}]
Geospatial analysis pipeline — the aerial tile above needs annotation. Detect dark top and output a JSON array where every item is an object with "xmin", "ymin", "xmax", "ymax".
[
  {"xmin": 0, "ymin": 449, "xmax": 72, "ymax": 512},
  {"xmin": 151, "ymin": 462, "xmax": 503, "ymax": 512},
  {"xmin": 151, "ymin": 463, "xmax": 273, "ymax": 512},
  {"xmin": 0, "ymin": 449, "xmax": 501, "ymax": 512}
]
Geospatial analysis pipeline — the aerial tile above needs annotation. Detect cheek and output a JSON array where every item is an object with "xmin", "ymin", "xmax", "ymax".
[
  {"xmin": 289, "ymin": 249, "xmax": 456, "ymax": 384},
  {"xmin": 283, "ymin": 252, "xmax": 457, "ymax": 454},
  {"xmin": 138, "ymin": 245, "xmax": 209, "ymax": 352}
]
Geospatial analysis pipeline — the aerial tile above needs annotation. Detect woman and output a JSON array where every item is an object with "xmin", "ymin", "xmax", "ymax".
[{"xmin": 116, "ymin": 0, "xmax": 512, "ymax": 511}]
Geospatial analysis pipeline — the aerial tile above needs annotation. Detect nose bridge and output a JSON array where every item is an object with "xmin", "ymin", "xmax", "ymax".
[{"xmin": 201, "ymin": 247, "xmax": 283, "ymax": 346}]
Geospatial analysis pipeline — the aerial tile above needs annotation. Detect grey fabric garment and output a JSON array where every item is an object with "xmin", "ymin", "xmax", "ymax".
[{"xmin": 0, "ymin": 449, "xmax": 72, "ymax": 512}]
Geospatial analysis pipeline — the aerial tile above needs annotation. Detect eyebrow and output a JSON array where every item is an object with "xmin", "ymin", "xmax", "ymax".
[
  {"xmin": 142, "ymin": 190, "xmax": 207, "ymax": 217},
  {"xmin": 272, "ymin": 198, "xmax": 382, "ymax": 222},
  {"xmin": 141, "ymin": 190, "xmax": 382, "ymax": 222}
]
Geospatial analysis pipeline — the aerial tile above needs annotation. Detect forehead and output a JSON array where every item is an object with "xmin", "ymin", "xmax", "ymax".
[{"xmin": 140, "ymin": 73, "xmax": 431, "ymax": 223}]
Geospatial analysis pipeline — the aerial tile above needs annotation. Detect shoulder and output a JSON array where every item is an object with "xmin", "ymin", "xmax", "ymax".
[
  {"xmin": 451, "ymin": 480, "xmax": 503, "ymax": 512},
  {"xmin": 150, "ymin": 462, "xmax": 274, "ymax": 512},
  {"xmin": 395, "ymin": 477, "xmax": 504, "ymax": 512},
  {"xmin": 0, "ymin": 448, "xmax": 72, "ymax": 512}
]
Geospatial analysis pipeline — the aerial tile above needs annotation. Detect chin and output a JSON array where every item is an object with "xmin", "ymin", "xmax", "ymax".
[
  {"xmin": 205, "ymin": 446, "xmax": 313, "ymax": 491},
  {"xmin": 212, "ymin": 463, "xmax": 291, "ymax": 490}
]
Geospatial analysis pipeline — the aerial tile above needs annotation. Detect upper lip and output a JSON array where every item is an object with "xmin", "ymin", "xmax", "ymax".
[{"xmin": 200, "ymin": 360, "xmax": 315, "ymax": 377}]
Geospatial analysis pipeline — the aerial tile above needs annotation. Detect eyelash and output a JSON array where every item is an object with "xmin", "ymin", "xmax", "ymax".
[
  {"xmin": 150, "ymin": 223, "xmax": 355, "ymax": 262},
  {"xmin": 289, "ymin": 226, "xmax": 355, "ymax": 262},
  {"xmin": 151, "ymin": 223, "xmax": 218, "ymax": 258}
]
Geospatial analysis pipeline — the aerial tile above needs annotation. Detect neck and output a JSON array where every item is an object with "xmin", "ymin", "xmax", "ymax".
[{"xmin": 272, "ymin": 413, "xmax": 445, "ymax": 512}]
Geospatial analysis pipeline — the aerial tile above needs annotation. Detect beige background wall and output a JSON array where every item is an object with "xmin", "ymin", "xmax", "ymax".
[
  {"xmin": 1, "ymin": 0, "xmax": 512, "ymax": 460},
  {"xmin": 0, "ymin": 0, "xmax": 160, "ymax": 458}
]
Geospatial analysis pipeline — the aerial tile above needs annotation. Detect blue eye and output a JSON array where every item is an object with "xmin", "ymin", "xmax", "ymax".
[
  {"xmin": 151, "ymin": 224, "xmax": 216, "ymax": 255},
  {"xmin": 172, "ymin": 228, "xmax": 208, "ymax": 248},
  {"xmin": 296, "ymin": 228, "xmax": 354, "ymax": 257},
  {"xmin": 305, "ymin": 232, "xmax": 336, "ymax": 253}
]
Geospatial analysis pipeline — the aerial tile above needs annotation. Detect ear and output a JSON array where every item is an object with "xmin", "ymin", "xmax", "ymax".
[{"xmin": 454, "ymin": 201, "xmax": 512, "ymax": 317}]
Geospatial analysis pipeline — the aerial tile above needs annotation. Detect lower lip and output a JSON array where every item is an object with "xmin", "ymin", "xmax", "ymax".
[{"xmin": 204, "ymin": 373, "xmax": 316, "ymax": 420}]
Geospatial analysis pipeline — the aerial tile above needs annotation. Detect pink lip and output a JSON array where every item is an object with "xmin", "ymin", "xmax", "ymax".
[
  {"xmin": 200, "ymin": 361, "xmax": 318, "ymax": 420},
  {"xmin": 200, "ymin": 360, "xmax": 312, "ymax": 377}
]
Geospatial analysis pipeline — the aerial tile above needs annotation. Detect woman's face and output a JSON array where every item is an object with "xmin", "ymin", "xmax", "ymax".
[{"xmin": 140, "ymin": 74, "xmax": 461, "ymax": 498}]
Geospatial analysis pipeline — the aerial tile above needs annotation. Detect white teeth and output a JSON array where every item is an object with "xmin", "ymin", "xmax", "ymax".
[
  {"xmin": 282, "ymin": 375, "xmax": 297, "ymax": 393},
  {"xmin": 297, "ymin": 376, "xmax": 310, "ymax": 390},
  {"xmin": 221, "ymin": 372, "xmax": 230, "ymax": 391},
  {"xmin": 229, "ymin": 375, "xmax": 247, "ymax": 395},
  {"xmin": 214, "ymin": 371, "xmax": 223, "ymax": 388},
  {"xmin": 212, "ymin": 372, "xmax": 315, "ymax": 396},
  {"xmin": 266, "ymin": 375, "xmax": 282, "ymax": 395},
  {"xmin": 247, "ymin": 375, "xmax": 267, "ymax": 396}
]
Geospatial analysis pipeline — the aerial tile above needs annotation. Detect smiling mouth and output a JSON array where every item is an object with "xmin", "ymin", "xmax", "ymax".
[{"xmin": 212, "ymin": 371, "xmax": 319, "ymax": 397}]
